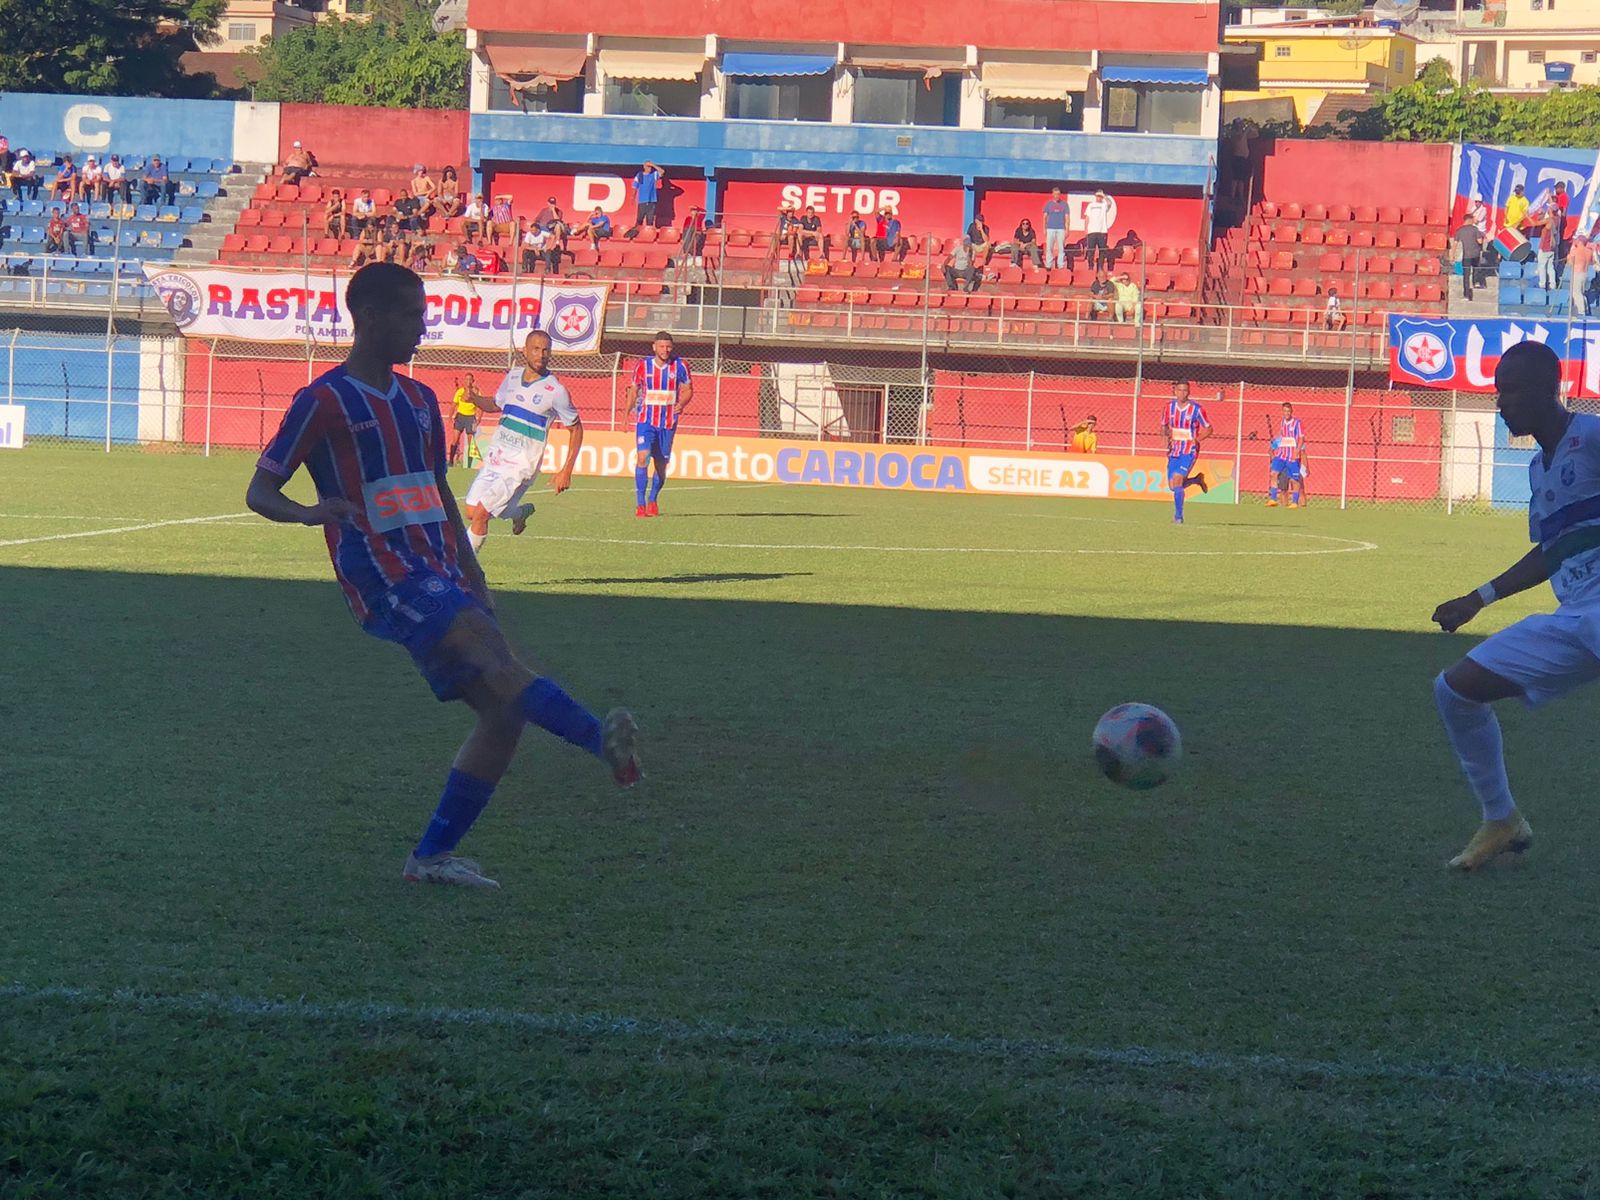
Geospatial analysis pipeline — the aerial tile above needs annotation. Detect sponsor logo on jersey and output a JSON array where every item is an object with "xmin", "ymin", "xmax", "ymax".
[{"xmin": 364, "ymin": 470, "xmax": 447, "ymax": 532}]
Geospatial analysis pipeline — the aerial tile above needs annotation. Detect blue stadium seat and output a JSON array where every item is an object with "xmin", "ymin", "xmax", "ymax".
[
  {"xmin": 21, "ymin": 199, "xmax": 45, "ymax": 218},
  {"xmin": 160, "ymin": 230, "xmax": 183, "ymax": 249},
  {"xmin": 89, "ymin": 202, "xmax": 112, "ymax": 219},
  {"xmin": 1523, "ymin": 287, "xmax": 1550, "ymax": 307},
  {"xmin": 167, "ymin": 156, "xmax": 191, "ymax": 173},
  {"xmin": 1551, "ymin": 291, "xmax": 1571, "ymax": 313},
  {"xmin": 195, "ymin": 180, "xmax": 220, "ymax": 199},
  {"xmin": 20, "ymin": 226, "xmax": 44, "ymax": 245},
  {"xmin": 135, "ymin": 203, "xmax": 159, "ymax": 222},
  {"xmin": 124, "ymin": 156, "xmax": 145, "ymax": 172},
  {"xmin": 1499, "ymin": 283, "xmax": 1523, "ymax": 307},
  {"xmin": 157, "ymin": 205, "xmax": 181, "ymax": 222},
  {"xmin": 118, "ymin": 229, "xmax": 138, "ymax": 248},
  {"xmin": 179, "ymin": 205, "xmax": 203, "ymax": 225},
  {"xmin": 86, "ymin": 282, "xmax": 111, "ymax": 297},
  {"xmin": 1497, "ymin": 260, "xmax": 1521, "ymax": 281}
]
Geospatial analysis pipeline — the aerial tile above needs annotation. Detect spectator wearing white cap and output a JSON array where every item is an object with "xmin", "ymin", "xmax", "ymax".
[
  {"xmin": 11, "ymin": 149, "xmax": 40, "ymax": 201},
  {"xmin": 80, "ymin": 153, "xmax": 104, "ymax": 201},
  {"xmin": 281, "ymin": 140, "xmax": 316, "ymax": 185}
]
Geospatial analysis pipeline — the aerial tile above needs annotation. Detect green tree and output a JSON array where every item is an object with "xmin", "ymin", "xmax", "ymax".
[
  {"xmin": 1415, "ymin": 56, "xmax": 1455, "ymax": 87},
  {"xmin": 0, "ymin": 0, "xmax": 227, "ymax": 96},
  {"xmin": 247, "ymin": 9, "xmax": 467, "ymax": 109},
  {"xmin": 1352, "ymin": 79, "xmax": 1504, "ymax": 142},
  {"xmin": 1494, "ymin": 86, "xmax": 1600, "ymax": 147}
]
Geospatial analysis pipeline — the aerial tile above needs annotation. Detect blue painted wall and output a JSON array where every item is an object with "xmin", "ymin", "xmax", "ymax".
[
  {"xmin": 0, "ymin": 93, "xmax": 239, "ymax": 163},
  {"xmin": 1, "ymin": 333, "xmax": 142, "ymax": 443},
  {"xmin": 472, "ymin": 113, "xmax": 1213, "ymax": 188}
]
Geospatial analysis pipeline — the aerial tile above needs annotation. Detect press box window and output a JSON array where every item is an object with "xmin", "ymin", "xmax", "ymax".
[
  {"xmin": 983, "ymin": 95, "xmax": 1084, "ymax": 131},
  {"xmin": 1103, "ymin": 84, "xmax": 1202, "ymax": 134},
  {"xmin": 603, "ymin": 78, "xmax": 701, "ymax": 117},
  {"xmin": 726, "ymin": 75, "xmax": 831, "ymax": 121},
  {"xmin": 852, "ymin": 70, "xmax": 960, "ymax": 127},
  {"xmin": 489, "ymin": 75, "xmax": 583, "ymax": 114}
]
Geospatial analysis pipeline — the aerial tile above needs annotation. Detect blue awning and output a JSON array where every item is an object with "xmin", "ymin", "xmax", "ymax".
[
  {"xmin": 1100, "ymin": 65, "xmax": 1209, "ymax": 86},
  {"xmin": 721, "ymin": 52, "xmax": 835, "ymax": 78}
]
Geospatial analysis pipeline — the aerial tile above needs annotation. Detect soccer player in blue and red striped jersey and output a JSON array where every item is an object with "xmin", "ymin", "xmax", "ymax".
[
  {"xmin": 1267, "ymin": 403, "xmax": 1306, "ymax": 508},
  {"xmin": 245, "ymin": 262, "xmax": 641, "ymax": 891},
  {"xmin": 631, "ymin": 332, "xmax": 693, "ymax": 517},
  {"xmin": 1161, "ymin": 381, "xmax": 1212, "ymax": 524}
]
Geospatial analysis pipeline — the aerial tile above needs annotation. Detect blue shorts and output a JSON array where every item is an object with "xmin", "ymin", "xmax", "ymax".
[
  {"xmin": 360, "ymin": 571, "xmax": 488, "ymax": 702},
  {"xmin": 1270, "ymin": 456, "xmax": 1287, "ymax": 475},
  {"xmin": 637, "ymin": 424, "xmax": 676, "ymax": 460},
  {"xmin": 1282, "ymin": 460, "xmax": 1303, "ymax": 482},
  {"xmin": 1168, "ymin": 453, "xmax": 1198, "ymax": 478}
]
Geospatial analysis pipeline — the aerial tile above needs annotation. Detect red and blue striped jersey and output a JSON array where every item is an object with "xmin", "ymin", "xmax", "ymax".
[
  {"xmin": 632, "ymin": 355, "xmax": 691, "ymax": 429},
  {"xmin": 1165, "ymin": 399, "xmax": 1210, "ymax": 450},
  {"xmin": 257, "ymin": 365, "xmax": 463, "ymax": 625},
  {"xmin": 1275, "ymin": 415, "xmax": 1304, "ymax": 459}
]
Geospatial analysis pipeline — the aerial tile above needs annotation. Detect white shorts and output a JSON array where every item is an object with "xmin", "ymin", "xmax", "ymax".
[
  {"xmin": 1467, "ymin": 608, "xmax": 1600, "ymax": 707},
  {"xmin": 463, "ymin": 465, "xmax": 533, "ymax": 519}
]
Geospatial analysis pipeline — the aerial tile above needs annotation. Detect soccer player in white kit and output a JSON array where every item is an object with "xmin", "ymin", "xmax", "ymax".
[
  {"xmin": 463, "ymin": 329, "xmax": 583, "ymax": 554},
  {"xmin": 1432, "ymin": 340, "xmax": 1594, "ymax": 870}
]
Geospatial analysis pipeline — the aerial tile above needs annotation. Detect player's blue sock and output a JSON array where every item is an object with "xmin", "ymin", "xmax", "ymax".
[
  {"xmin": 520, "ymin": 677, "xmax": 603, "ymax": 758},
  {"xmin": 648, "ymin": 470, "xmax": 665, "ymax": 504},
  {"xmin": 1173, "ymin": 485, "xmax": 1186, "ymax": 521},
  {"xmin": 414, "ymin": 769, "xmax": 496, "ymax": 858},
  {"xmin": 1268, "ymin": 483, "xmax": 1279, "ymax": 500},
  {"xmin": 634, "ymin": 465, "xmax": 648, "ymax": 507}
]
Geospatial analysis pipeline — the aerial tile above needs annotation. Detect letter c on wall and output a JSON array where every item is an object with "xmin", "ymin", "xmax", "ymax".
[{"xmin": 64, "ymin": 104, "xmax": 113, "ymax": 151}]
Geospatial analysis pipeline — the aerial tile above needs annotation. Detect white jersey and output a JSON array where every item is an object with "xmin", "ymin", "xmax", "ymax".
[
  {"xmin": 1528, "ymin": 412, "xmax": 1600, "ymax": 609},
  {"xmin": 484, "ymin": 367, "xmax": 579, "ymax": 481}
]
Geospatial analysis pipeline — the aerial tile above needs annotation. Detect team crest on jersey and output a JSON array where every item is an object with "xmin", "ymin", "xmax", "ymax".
[
  {"xmin": 1561, "ymin": 460, "xmax": 1577, "ymax": 487},
  {"xmin": 150, "ymin": 271, "xmax": 203, "ymax": 329},
  {"xmin": 546, "ymin": 293, "xmax": 600, "ymax": 348}
]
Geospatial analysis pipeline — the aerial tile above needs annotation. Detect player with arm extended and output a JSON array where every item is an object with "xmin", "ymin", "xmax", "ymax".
[
  {"xmin": 462, "ymin": 329, "xmax": 583, "ymax": 554},
  {"xmin": 1160, "ymin": 381, "xmax": 1212, "ymax": 524},
  {"xmin": 244, "ymin": 263, "xmax": 640, "ymax": 891},
  {"xmin": 1429, "ymin": 340, "xmax": 1595, "ymax": 870},
  {"xmin": 631, "ymin": 332, "xmax": 693, "ymax": 517},
  {"xmin": 1267, "ymin": 402, "xmax": 1306, "ymax": 508}
]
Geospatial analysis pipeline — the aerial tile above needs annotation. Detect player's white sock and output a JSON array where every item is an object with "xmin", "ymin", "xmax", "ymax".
[
  {"xmin": 467, "ymin": 529, "xmax": 486, "ymax": 552},
  {"xmin": 1434, "ymin": 672, "xmax": 1515, "ymax": 820}
]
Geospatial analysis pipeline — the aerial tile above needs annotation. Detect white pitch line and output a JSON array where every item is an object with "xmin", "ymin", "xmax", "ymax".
[
  {"xmin": 524, "ymin": 532, "xmax": 1379, "ymax": 558},
  {"xmin": 0, "ymin": 513, "xmax": 250, "ymax": 549},
  {"xmin": 3, "ymin": 980, "xmax": 1598, "ymax": 1096}
]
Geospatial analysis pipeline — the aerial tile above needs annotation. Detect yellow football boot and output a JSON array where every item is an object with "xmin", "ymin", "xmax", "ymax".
[
  {"xmin": 1265, "ymin": 498, "xmax": 1279, "ymax": 507},
  {"xmin": 1447, "ymin": 814, "xmax": 1533, "ymax": 871}
]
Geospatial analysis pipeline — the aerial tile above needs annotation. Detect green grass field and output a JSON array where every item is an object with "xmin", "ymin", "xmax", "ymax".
[{"xmin": 5, "ymin": 446, "xmax": 1600, "ymax": 1199}]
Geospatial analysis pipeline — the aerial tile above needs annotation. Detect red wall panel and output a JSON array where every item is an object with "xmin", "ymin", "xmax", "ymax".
[
  {"xmin": 1259, "ymin": 141, "xmax": 1455, "ymax": 212},
  {"xmin": 278, "ymin": 105, "xmax": 469, "ymax": 172},
  {"xmin": 487, "ymin": 167, "xmax": 708, "ymax": 228}
]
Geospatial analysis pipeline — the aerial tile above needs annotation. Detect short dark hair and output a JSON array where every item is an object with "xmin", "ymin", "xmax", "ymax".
[
  {"xmin": 1498, "ymin": 339, "xmax": 1562, "ymax": 398},
  {"xmin": 653, "ymin": 330, "xmax": 674, "ymax": 342},
  {"xmin": 346, "ymin": 262, "xmax": 423, "ymax": 317},
  {"xmin": 525, "ymin": 328, "xmax": 552, "ymax": 346}
]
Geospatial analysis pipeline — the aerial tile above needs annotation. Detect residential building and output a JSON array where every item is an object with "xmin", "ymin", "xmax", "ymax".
[{"xmin": 1223, "ymin": 18, "xmax": 1419, "ymax": 124}]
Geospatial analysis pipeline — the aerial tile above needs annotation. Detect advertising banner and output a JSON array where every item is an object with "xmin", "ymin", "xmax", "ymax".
[
  {"xmin": 1388, "ymin": 314, "xmax": 1600, "ymax": 395},
  {"xmin": 142, "ymin": 266, "xmax": 610, "ymax": 353},
  {"xmin": 717, "ymin": 177, "xmax": 964, "ymax": 228},
  {"xmin": 531, "ymin": 429, "xmax": 1236, "ymax": 502},
  {"xmin": 0, "ymin": 405, "xmax": 26, "ymax": 449}
]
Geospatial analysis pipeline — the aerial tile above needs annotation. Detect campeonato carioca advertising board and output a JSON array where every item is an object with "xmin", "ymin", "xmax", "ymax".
[
  {"xmin": 535, "ymin": 430, "xmax": 1236, "ymax": 502},
  {"xmin": 142, "ymin": 266, "xmax": 610, "ymax": 353}
]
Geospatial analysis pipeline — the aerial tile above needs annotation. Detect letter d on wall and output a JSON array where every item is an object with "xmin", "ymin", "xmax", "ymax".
[
  {"xmin": 64, "ymin": 103, "xmax": 113, "ymax": 151},
  {"xmin": 574, "ymin": 175, "xmax": 625, "ymax": 213}
]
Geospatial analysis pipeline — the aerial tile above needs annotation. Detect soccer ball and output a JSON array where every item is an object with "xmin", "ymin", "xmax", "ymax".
[{"xmin": 1092, "ymin": 703, "xmax": 1182, "ymax": 790}]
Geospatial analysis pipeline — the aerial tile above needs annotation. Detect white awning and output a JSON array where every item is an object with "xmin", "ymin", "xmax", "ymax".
[
  {"xmin": 980, "ymin": 63, "xmax": 1091, "ymax": 101},
  {"xmin": 849, "ymin": 56, "xmax": 959, "ymax": 80},
  {"xmin": 598, "ymin": 48, "xmax": 707, "ymax": 82},
  {"xmin": 483, "ymin": 45, "xmax": 588, "ymax": 88}
]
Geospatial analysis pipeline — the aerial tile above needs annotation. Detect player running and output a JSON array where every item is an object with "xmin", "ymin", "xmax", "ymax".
[
  {"xmin": 462, "ymin": 329, "xmax": 583, "ymax": 555},
  {"xmin": 1266, "ymin": 402, "xmax": 1305, "ymax": 508},
  {"xmin": 1161, "ymin": 381, "xmax": 1212, "ymax": 524},
  {"xmin": 631, "ymin": 331, "xmax": 693, "ymax": 517},
  {"xmin": 1430, "ymin": 339, "xmax": 1592, "ymax": 870},
  {"xmin": 245, "ymin": 263, "xmax": 640, "ymax": 891}
]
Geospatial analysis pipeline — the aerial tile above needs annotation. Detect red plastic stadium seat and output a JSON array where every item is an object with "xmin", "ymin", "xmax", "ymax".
[
  {"xmin": 1270, "ymin": 249, "xmax": 1295, "ymax": 271},
  {"xmin": 1375, "ymin": 230, "xmax": 1400, "ymax": 249},
  {"xmin": 274, "ymin": 185, "xmax": 300, "ymax": 203},
  {"xmin": 1418, "ymin": 283, "xmax": 1444, "ymax": 303},
  {"xmin": 259, "ymin": 209, "xmax": 287, "ymax": 229},
  {"xmin": 1391, "ymin": 257, "xmax": 1417, "ymax": 276},
  {"xmin": 1401, "ymin": 207, "xmax": 1426, "ymax": 225},
  {"xmin": 371, "ymin": 189, "xmax": 393, "ymax": 207},
  {"xmin": 266, "ymin": 237, "xmax": 295, "ymax": 255},
  {"xmin": 1292, "ymin": 278, "xmax": 1318, "ymax": 298},
  {"xmin": 1180, "ymin": 247, "xmax": 1200, "ymax": 267},
  {"xmin": 1147, "ymin": 270, "xmax": 1173, "ymax": 292},
  {"xmin": 1155, "ymin": 247, "xmax": 1181, "ymax": 266},
  {"xmin": 1423, "ymin": 232, "xmax": 1448, "ymax": 252},
  {"xmin": 1300, "ymin": 225, "xmax": 1325, "ymax": 246},
  {"xmin": 1398, "ymin": 230, "xmax": 1424, "ymax": 251},
  {"xmin": 298, "ymin": 185, "xmax": 322, "ymax": 204},
  {"xmin": 1424, "ymin": 208, "xmax": 1449, "ymax": 228},
  {"xmin": 1272, "ymin": 224, "xmax": 1298, "ymax": 244},
  {"xmin": 1267, "ymin": 277, "xmax": 1294, "ymax": 297},
  {"xmin": 1365, "ymin": 255, "xmax": 1393, "ymax": 274},
  {"xmin": 1304, "ymin": 203, "xmax": 1328, "ymax": 222},
  {"xmin": 1364, "ymin": 280, "xmax": 1393, "ymax": 300},
  {"xmin": 1329, "ymin": 203, "xmax": 1353, "ymax": 223},
  {"xmin": 1175, "ymin": 269, "xmax": 1199, "ymax": 292},
  {"xmin": 221, "ymin": 233, "xmax": 248, "ymax": 254},
  {"xmin": 1281, "ymin": 202, "xmax": 1304, "ymax": 220},
  {"xmin": 633, "ymin": 225, "xmax": 658, "ymax": 243},
  {"xmin": 1325, "ymin": 228, "xmax": 1350, "ymax": 247},
  {"xmin": 312, "ymin": 238, "xmax": 340, "ymax": 257},
  {"xmin": 1245, "ymin": 275, "xmax": 1266, "ymax": 295},
  {"xmin": 1258, "ymin": 200, "xmax": 1280, "ymax": 219},
  {"xmin": 1350, "ymin": 230, "xmax": 1376, "ymax": 248},
  {"xmin": 1416, "ymin": 258, "xmax": 1442, "ymax": 276},
  {"xmin": 237, "ymin": 208, "xmax": 262, "ymax": 227},
  {"xmin": 1353, "ymin": 205, "xmax": 1378, "ymax": 224},
  {"xmin": 244, "ymin": 235, "xmax": 270, "ymax": 253},
  {"xmin": 1317, "ymin": 251, "xmax": 1343, "ymax": 273},
  {"xmin": 1377, "ymin": 206, "xmax": 1403, "ymax": 225}
]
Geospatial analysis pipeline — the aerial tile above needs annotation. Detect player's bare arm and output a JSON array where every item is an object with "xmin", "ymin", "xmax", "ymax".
[
  {"xmin": 1432, "ymin": 545, "xmax": 1552, "ymax": 632},
  {"xmin": 551, "ymin": 417, "xmax": 584, "ymax": 494},
  {"xmin": 245, "ymin": 467, "xmax": 361, "ymax": 527},
  {"xmin": 676, "ymin": 378, "xmax": 694, "ymax": 416}
]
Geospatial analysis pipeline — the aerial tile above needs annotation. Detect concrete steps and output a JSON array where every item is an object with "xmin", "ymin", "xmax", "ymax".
[{"xmin": 172, "ymin": 163, "xmax": 271, "ymax": 266}]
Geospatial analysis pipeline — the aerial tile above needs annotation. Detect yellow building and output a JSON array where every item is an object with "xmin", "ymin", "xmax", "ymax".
[
  {"xmin": 1456, "ymin": 0, "xmax": 1600, "ymax": 91},
  {"xmin": 1223, "ymin": 21, "xmax": 1418, "ymax": 124}
]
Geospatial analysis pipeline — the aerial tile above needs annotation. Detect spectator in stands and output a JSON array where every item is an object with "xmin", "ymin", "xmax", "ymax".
[
  {"xmin": 377, "ymin": 216, "xmax": 404, "ymax": 264},
  {"xmin": 1071, "ymin": 414, "xmax": 1098, "ymax": 454},
  {"xmin": 79, "ymin": 155, "xmax": 103, "ymax": 202},
  {"xmin": 1112, "ymin": 229, "xmax": 1143, "ymax": 267},
  {"xmin": 394, "ymin": 192, "xmax": 426, "ymax": 234},
  {"xmin": 1453, "ymin": 214, "xmax": 1484, "ymax": 301},
  {"xmin": 1553, "ymin": 180, "xmax": 1570, "ymax": 258},
  {"xmin": 966, "ymin": 213, "xmax": 993, "ymax": 266},
  {"xmin": 0, "ymin": 137, "xmax": 12, "ymax": 194},
  {"xmin": 489, "ymin": 195, "xmax": 516, "ymax": 244},
  {"xmin": 446, "ymin": 241, "xmax": 474, "ymax": 277},
  {"xmin": 141, "ymin": 155, "xmax": 175, "ymax": 206},
  {"xmin": 438, "ymin": 166, "xmax": 463, "ymax": 219},
  {"xmin": 1535, "ymin": 209, "xmax": 1560, "ymax": 291},
  {"xmin": 632, "ymin": 160, "xmax": 664, "ymax": 227},
  {"xmin": 1323, "ymin": 286, "xmax": 1348, "ymax": 331},
  {"xmin": 44, "ymin": 207, "xmax": 67, "ymax": 253},
  {"xmin": 1043, "ymin": 187, "xmax": 1069, "ymax": 270},
  {"xmin": 1568, "ymin": 234, "xmax": 1594, "ymax": 316},
  {"xmin": 410, "ymin": 165, "xmax": 439, "ymax": 218},
  {"xmin": 879, "ymin": 208, "xmax": 907, "ymax": 262},
  {"xmin": 325, "ymin": 189, "xmax": 349, "ymax": 239},
  {"xmin": 348, "ymin": 221, "xmax": 380, "ymax": 269},
  {"xmin": 1084, "ymin": 190, "xmax": 1113, "ymax": 271},
  {"xmin": 65, "ymin": 203, "xmax": 92, "ymax": 255},
  {"xmin": 846, "ymin": 212, "xmax": 867, "ymax": 263},
  {"xmin": 1112, "ymin": 271, "xmax": 1141, "ymax": 323},
  {"xmin": 49, "ymin": 154, "xmax": 78, "ymax": 204},
  {"xmin": 462, "ymin": 193, "xmax": 486, "ymax": 240},
  {"xmin": 11, "ymin": 149, "xmax": 39, "ymax": 201},
  {"xmin": 681, "ymin": 206, "xmax": 707, "ymax": 259},
  {"xmin": 583, "ymin": 205, "xmax": 613, "ymax": 247},
  {"xmin": 1088, "ymin": 269, "xmax": 1114, "ymax": 319},
  {"xmin": 102, "ymin": 154, "xmax": 128, "ymax": 204},
  {"xmin": 869, "ymin": 210, "xmax": 888, "ymax": 262},
  {"xmin": 1011, "ymin": 218, "xmax": 1042, "ymax": 269},
  {"xmin": 520, "ymin": 219, "xmax": 559, "ymax": 274},
  {"xmin": 536, "ymin": 196, "xmax": 570, "ymax": 254},
  {"xmin": 942, "ymin": 239, "xmax": 981, "ymax": 293},
  {"xmin": 344, "ymin": 188, "xmax": 371, "ymax": 235},
  {"xmin": 281, "ymin": 141, "xmax": 317, "ymax": 185},
  {"xmin": 410, "ymin": 237, "xmax": 435, "ymax": 274},
  {"xmin": 1504, "ymin": 183, "xmax": 1529, "ymax": 234},
  {"xmin": 798, "ymin": 206, "xmax": 824, "ymax": 261}
]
